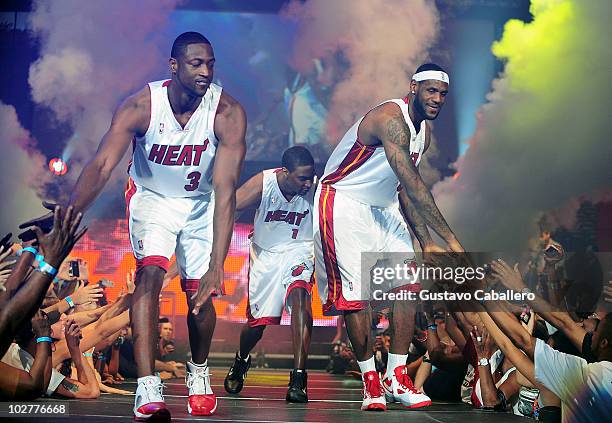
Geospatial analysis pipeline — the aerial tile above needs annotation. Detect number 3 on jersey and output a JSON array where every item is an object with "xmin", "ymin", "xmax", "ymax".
[{"xmin": 185, "ymin": 171, "xmax": 201, "ymax": 191}]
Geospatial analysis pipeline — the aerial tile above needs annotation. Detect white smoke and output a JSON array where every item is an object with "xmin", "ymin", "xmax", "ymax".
[
  {"xmin": 27, "ymin": 0, "xmax": 180, "ymax": 199},
  {"xmin": 283, "ymin": 0, "xmax": 441, "ymax": 182},
  {"xmin": 0, "ymin": 102, "xmax": 52, "ymax": 234}
]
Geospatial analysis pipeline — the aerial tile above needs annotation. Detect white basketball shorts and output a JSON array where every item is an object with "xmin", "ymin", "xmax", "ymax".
[
  {"xmin": 125, "ymin": 178, "xmax": 221, "ymax": 294},
  {"xmin": 246, "ymin": 242, "xmax": 314, "ymax": 327}
]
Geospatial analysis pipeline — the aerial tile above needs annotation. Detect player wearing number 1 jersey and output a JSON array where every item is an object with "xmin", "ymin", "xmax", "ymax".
[
  {"xmin": 20, "ymin": 32, "xmax": 246, "ymax": 421},
  {"xmin": 223, "ymin": 146, "xmax": 315, "ymax": 403}
]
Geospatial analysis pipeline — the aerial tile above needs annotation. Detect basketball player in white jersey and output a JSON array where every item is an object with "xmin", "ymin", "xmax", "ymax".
[
  {"xmin": 20, "ymin": 32, "xmax": 246, "ymax": 420},
  {"xmin": 223, "ymin": 146, "xmax": 315, "ymax": 403},
  {"xmin": 314, "ymin": 63, "xmax": 464, "ymax": 411}
]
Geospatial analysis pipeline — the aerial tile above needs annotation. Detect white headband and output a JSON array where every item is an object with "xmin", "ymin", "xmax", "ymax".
[{"xmin": 412, "ymin": 70, "xmax": 450, "ymax": 84}]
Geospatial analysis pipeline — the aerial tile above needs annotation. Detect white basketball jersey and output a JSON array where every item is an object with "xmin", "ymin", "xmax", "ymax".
[
  {"xmin": 321, "ymin": 98, "xmax": 426, "ymax": 207},
  {"xmin": 252, "ymin": 169, "xmax": 314, "ymax": 252},
  {"xmin": 129, "ymin": 79, "xmax": 223, "ymax": 197}
]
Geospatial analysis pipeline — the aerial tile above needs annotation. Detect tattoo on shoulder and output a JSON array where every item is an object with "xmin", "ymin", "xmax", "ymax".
[
  {"xmin": 385, "ymin": 115, "xmax": 411, "ymax": 147},
  {"xmin": 61, "ymin": 378, "xmax": 79, "ymax": 393}
]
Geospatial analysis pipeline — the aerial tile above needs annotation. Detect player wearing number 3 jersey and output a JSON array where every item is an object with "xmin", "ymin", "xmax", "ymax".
[
  {"xmin": 223, "ymin": 147, "xmax": 315, "ymax": 404},
  {"xmin": 25, "ymin": 32, "xmax": 247, "ymax": 420}
]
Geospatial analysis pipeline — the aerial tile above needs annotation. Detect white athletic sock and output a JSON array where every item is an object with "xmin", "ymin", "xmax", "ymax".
[
  {"xmin": 357, "ymin": 356, "xmax": 376, "ymax": 374},
  {"xmin": 188, "ymin": 359, "xmax": 208, "ymax": 370},
  {"xmin": 385, "ymin": 353, "xmax": 408, "ymax": 380},
  {"xmin": 137, "ymin": 375, "xmax": 159, "ymax": 384}
]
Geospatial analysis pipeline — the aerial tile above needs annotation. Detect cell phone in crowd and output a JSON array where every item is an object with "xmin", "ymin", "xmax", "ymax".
[
  {"xmin": 68, "ymin": 260, "xmax": 80, "ymax": 278},
  {"xmin": 98, "ymin": 279, "xmax": 114, "ymax": 288},
  {"xmin": 520, "ymin": 307, "xmax": 532, "ymax": 325},
  {"xmin": 544, "ymin": 245, "xmax": 562, "ymax": 260}
]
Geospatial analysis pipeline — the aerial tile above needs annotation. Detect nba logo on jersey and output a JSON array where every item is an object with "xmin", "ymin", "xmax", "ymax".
[
  {"xmin": 159, "ymin": 123, "xmax": 164, "ymax": 134},
  {"xmin": 138, "ymin": 240, "xmax": 144, "ymax": 250}
]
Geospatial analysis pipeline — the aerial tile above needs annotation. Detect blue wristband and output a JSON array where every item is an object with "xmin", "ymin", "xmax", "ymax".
[
  {"xmin": 427, "ymin": 324, "xmax": 438, "ymax": 331},
  {"xmin": 65, "ymin": 296, "xmax": 75, "ymax": 308},
  {"xmin": 36, "ymin": 337, "xmax": 53, "ymax": 343},
  {"xmin": 35, "ymin": 253, "xmax": 45, "ymax": 263},
  {"xmin": 17, "ymin": 247, "xmax": 38, "ymax": 256},
  {"xmin": 38, "ymin": 261, "xmax": 58, "ymax": 277},
  {"xmin": 83, "ymin": 353, "xmax": 93, "ymax": 357}
]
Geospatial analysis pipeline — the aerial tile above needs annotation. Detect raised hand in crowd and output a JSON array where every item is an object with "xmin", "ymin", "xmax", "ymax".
[
  {"xmin": 31, "ymin": 310, "xmax": 52, "ymax": 340},
  {"xmin": 72, "ymin": 281, "xmax": 104, "ymax": 306},
  {"xmin": 126, "ymin": 269, "xmax": 136, "ymax": 294},
  {"xmin": 490, "ymin": 259, "xmax": 526, "ymax": 292},
  {"xmin": 0, "ymin": 206, "xmax": 87, "ymax": 357},
  {"xmin": 34, "ymin": 206, "xmax": 86, "ymax": 268},
  {"xmin": 55, "ymin": 319, "xmax": 100, "ymax": 399},
  {"xmin": 17, "ymin": 201, "xmax": 58, "ymax": 243},
  {"xmin": 0, "ymin": 232, "xmax": 13, "ymax": 252},
  {"xmin": 0, "ymin": 245, "xmax": 16, "ymax": 291}
]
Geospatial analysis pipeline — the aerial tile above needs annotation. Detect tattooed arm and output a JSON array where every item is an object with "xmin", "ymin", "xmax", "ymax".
[
  {"xmin": 399, "ymin": 189, "xmax": 433, "ymax": 249},
  {"xmin": 369, "ymin": 103, "xmax": 463, "ymax": 251}
]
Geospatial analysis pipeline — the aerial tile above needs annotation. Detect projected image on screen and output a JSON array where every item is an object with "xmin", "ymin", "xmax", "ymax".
[{"xmin": 170, "ymin": 10, "xmax": 335, "ymax": 163}]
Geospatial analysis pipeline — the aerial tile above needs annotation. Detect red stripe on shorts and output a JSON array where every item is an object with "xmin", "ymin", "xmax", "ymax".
[
  {"xmin": 136, "ymin": 256, "xmax": 170, "ymax": 273},
  {"xmin": 318, "ymin": 185, "xmax": 366, "ymax": 312}
]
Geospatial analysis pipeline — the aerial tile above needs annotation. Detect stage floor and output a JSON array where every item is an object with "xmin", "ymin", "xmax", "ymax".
[{"xmin": 6, "ymin": 368, "xmax": 525, "ymax": 422}]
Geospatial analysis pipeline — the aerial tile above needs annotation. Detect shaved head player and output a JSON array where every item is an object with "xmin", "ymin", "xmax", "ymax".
[{"xmin": 20, "ymin": 31, "xmax": 247, "ymax": 420}]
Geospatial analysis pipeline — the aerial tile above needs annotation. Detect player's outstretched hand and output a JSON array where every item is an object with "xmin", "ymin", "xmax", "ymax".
[
  {"xmin": 447, "ymin": 238, "xmax": 465, "ymax": 253},
  {"xmin": 35, "ymin": 205, "xmax": 87, "ymax": 268},
  {"xmin": 191, "ymin": 266, "xmax": 224, "ymax": 315},
  {"xmin": 18, "ymin": 201, "xmax": 58, "ymax": 243}
]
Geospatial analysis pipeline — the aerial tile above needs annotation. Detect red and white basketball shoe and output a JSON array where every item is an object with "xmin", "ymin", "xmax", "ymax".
[
  {"xmin": 133, "ymin": 375, "xmax": 170, "ymax": 421},
  {"xmin": 360, "ymin": 371, "xmax": 386, "ymax": 411},
  {"xmin": 186, "ymin": 361, "xmax": 218, "ymax": 415},
  {"xmin": 382, "ymin": 365, "xmax": 432, "ymax": 408}
]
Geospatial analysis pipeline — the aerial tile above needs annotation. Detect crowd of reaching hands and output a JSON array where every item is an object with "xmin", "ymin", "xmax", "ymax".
[
  {"xmin": 1, "ymin": 206, "xmax": 610, "ymax": 421},
  {"xmin": 329, "ymin": 252, "xmax": 611, "ymax": 422},
  {"xmin": 0, "ymin": 206, "xmax": 180, "ymax": 401}
]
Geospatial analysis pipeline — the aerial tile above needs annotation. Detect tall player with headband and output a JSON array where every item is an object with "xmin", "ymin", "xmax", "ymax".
[
  {"xmin": 19, "ymin": 32, "xmax": 247, "ymax": 420},
  {"xmin": 314, "ymin": 63, "xmax": 464, "ymax": 411}
]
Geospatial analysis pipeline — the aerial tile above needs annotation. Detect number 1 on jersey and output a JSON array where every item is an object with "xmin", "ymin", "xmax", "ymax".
[{"xmin": 291, "ymin": 229, "xmax": 299, "ymax": 239}]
